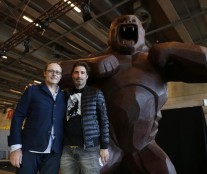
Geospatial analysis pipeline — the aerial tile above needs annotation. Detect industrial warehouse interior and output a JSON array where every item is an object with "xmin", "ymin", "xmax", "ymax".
[{"xmin": 0, "ymin": 0, "xmax": 207, "ymax": 174}]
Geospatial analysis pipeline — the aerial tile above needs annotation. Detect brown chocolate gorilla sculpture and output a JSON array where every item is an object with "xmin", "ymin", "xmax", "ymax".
[{"xmin": 60, "ymin": 15, "xmax": 207, "ymax": 174}]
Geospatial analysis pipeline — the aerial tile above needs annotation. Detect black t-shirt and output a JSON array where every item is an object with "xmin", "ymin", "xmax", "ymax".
[{"xmin": 64, "ymin": 88, "xmax": 84, "ymax": 146}]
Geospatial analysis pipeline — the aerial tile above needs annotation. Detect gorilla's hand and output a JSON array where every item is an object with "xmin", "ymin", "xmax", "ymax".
[{"xmin": 90, "ymin": 54, "xmax": 119, "ymax": 78}]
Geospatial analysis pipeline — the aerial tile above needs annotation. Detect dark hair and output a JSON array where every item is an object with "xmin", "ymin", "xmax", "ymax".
[
  {"xmin": 71, "ymin": 61, "xmax": 90, "ymax": 75},
  {"xmin": 44, "ymin": 62, "xmax": 61, "ymax": 72}
]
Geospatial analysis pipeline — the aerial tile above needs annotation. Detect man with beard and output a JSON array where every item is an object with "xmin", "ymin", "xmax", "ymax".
[{"xmin": 60, "ymin": 61, "xmax": 109, "ymax": 174}]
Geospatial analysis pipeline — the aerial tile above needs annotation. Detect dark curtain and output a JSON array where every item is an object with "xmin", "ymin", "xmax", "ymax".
[{"xmin": 156, "ymin": 106, "xmax": 207, "ymax": 174}]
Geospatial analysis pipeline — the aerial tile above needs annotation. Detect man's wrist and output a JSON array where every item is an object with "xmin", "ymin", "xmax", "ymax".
[{"xmin": 10, "ymin": 144, "xmax": 22, "ymax": 152}]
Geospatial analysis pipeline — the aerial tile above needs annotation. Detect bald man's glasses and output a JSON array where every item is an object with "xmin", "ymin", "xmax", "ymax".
[{"xmin": 47, "ymin": 69, "xmax": 62, "ymax": 75}]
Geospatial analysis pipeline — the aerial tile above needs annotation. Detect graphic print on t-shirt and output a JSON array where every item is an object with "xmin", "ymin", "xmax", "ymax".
[{"xmin": 67, "ymin": 93, "xmax": 81, "ymax": 121}]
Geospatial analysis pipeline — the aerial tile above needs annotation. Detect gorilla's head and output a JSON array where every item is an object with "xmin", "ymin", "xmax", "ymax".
[{"xmin": 108, "ymin": 15, "xmax": 146, "ymax": 55}]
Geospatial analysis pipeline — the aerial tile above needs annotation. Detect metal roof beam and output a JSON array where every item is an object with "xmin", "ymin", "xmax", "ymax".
[{"xmin": 157, "ymin": 0, "xmax": 193, "ymax": 43}]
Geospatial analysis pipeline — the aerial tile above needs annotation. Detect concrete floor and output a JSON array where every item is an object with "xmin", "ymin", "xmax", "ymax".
[
  {"xmin": 0, "ymin": 161, "xmax": 15, "ymax": 174},
  {"xmin": 0, "ymin": 170, "xmax": 14, "ymax": 174}
]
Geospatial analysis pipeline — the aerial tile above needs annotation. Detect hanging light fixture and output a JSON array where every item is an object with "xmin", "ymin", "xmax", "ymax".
[
  {"xmin": 23, "ymin": 38, "xmax": 31, "ymax": 53},
  {"xmin": 81, "ymin": 0, "xmax": 92, "ymax": 22}
]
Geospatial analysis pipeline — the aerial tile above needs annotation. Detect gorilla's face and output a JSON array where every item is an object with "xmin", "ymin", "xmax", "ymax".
[{"xmin": 109, "ymin": 15, "xmax": 146, "ymax": 55}]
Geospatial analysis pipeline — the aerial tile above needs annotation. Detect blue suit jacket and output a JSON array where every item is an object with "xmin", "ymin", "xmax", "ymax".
[{"xmin": 8, "ymin": 83, "xmax": 66, "ymax": 153}]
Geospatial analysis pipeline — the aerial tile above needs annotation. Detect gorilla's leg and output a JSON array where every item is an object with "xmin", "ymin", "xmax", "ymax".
[{"xmin": 127, "ymin": 141, "xmax": 177, "ymax": 174}]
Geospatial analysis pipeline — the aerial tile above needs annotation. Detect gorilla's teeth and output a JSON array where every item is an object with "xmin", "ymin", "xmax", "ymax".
[
  {"xmin": 121, "ymin": 40, "xmax": 135, "ymax": 45},
  {"xmin": 123, "ymin": 27, "xmax": 126, "ymax": 32},
  {"xmin": 132, "ymin": 26, "xmax": 134, "ymax": 31}
]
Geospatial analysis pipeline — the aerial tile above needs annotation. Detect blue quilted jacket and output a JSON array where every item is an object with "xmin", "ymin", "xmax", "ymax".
[{"xmin": 65, "ymin": 85, "xmax": 109, "ymax": 149}]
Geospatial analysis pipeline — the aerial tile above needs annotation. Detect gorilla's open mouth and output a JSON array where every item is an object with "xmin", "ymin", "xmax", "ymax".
[{"xmin": 118, "ymin": 24, "xmax": 138, "ymax": 46}]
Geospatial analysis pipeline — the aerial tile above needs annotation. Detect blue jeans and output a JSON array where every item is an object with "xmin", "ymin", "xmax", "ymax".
[{"xmin": 60, "ymin": 146, "xmax": 101, "ymax": 174}]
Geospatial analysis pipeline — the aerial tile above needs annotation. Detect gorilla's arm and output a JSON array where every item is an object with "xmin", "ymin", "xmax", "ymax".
[{"xmin": 148, "ymin": 41, "xmax": 207, "ymax": 83}]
